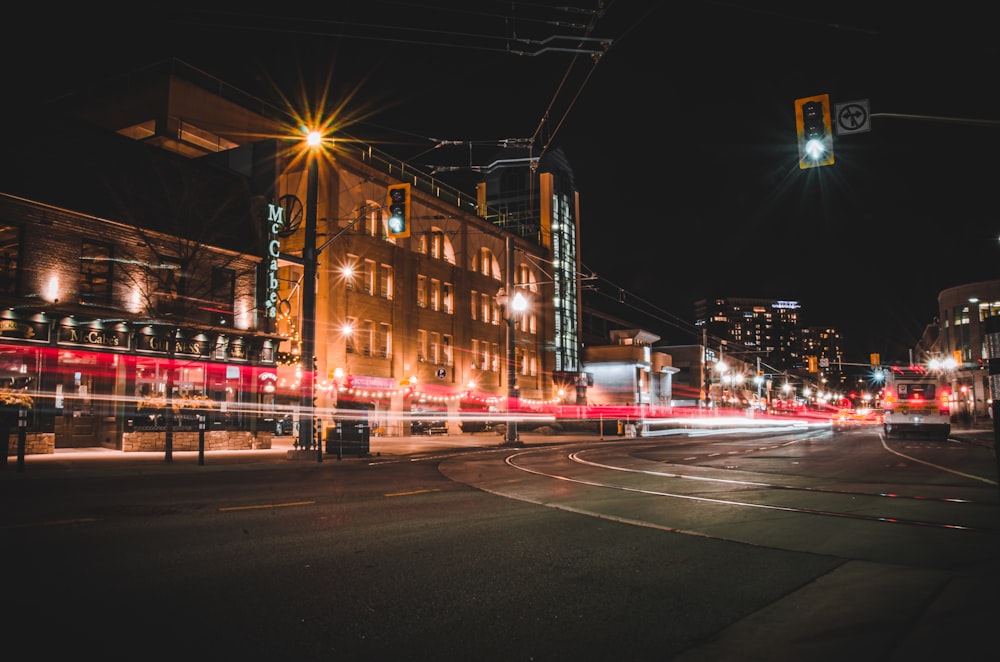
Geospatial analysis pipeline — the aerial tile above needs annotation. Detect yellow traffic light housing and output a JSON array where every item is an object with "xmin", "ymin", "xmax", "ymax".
[
  {"xmin": 794, "ymin": 94, "xmax": 834, "ymax": 169},
  {"xmin": 386, "ymin": 183, "xmax": 411, "ymax": 238}
]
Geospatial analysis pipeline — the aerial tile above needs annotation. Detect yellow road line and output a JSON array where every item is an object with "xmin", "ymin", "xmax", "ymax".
[
  {"xmin": 219, "ymin": 500, "xmax": 316, "ymax": 512},
  {"xmin": 385, "ymin": 488, "xmax": 440, "ymax": 497},
  {"xmin": 1, "ymin": 517, "xmax": 100, "ymax": 529}
]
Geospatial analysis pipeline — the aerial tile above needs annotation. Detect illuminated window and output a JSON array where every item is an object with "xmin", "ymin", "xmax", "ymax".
[
  {"xmin": 429, "ymin": 231, "xmax": 443, "ymax": 259},
  {"xmin": 430, "ymin": 278, "xmax": 441, "ymax": 312},
  {"xmin": 442, "ymin": 335, "xmax": 453, "ymax": 366},
  {"xmin": 475, "ymin": 247, "xmax": 499, "ymax": 278},
  {"xmin": 490, "ymin": 296, "xmax": 500, "ymax": 325},
  {"xmin": 379, "ymin": 264, "xmax": 393, "ymax": 300},
  {"xmin": 417, "ymin": 275, "xmax": 427, "ymax": 308},
  {"xmin": 377, "ymin": 323, "xmax": 392, "ymax": 359},
  {"xmin": 355, "ymin": 203, "xmax": 380, "ymax": 237},
  {"xmin": 360, "ymin": 320, "xmax": 374, "ymax": 356},
  {"xmin": 480, "ymin": 293, "xmax": 491, "ymax": 323},
  {"xmin": 362, "ymin": 259, "xmax": 375, "ymax": 295},
  {"xmin": 417, "ymin": 329, "xmax": 428, "ymax": 362},
  {"xmin": 345, "ymin": 316, "xmax": 357, "ymax": 354},
  {"xmin": 430, "ymin": 332, "xmax": 440, "ymax": 364},
  {"xmin": 442, "ymin": 282, "xmax": 453, "ymax": 314}
]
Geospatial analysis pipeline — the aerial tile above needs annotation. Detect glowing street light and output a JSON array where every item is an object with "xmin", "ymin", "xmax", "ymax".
[
  {"xmin": 298, "ymin": 128, "xmax": 322, "ymax": 455},
  {"xmin": 497, "ymin": 235, "xmax": 524, "ymax": 446}
]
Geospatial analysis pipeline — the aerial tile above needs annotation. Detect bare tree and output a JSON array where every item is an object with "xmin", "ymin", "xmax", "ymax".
[{"xmin": 101, "ymin": 151, "xmax": 267, "ymax": 460}]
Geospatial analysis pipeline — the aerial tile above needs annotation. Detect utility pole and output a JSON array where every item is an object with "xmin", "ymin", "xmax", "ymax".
[
  {"xmin": 298, "ymin": 147, "xmax": 319, "ymax": 455},
  {"xmin": 502, "ymin": 234, "xmax": 521, "ymax": 446}
]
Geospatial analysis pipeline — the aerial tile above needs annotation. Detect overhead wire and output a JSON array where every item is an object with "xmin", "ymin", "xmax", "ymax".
[
  {"xmin": 167, "ymin": 5, "xmax": 730, "ymax": 354},
  {"xmin": 161, "ymin": 4, "xmax": 603, "ymax": 55}
]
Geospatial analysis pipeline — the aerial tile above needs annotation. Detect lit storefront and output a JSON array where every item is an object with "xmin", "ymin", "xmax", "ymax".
[{"xmin": 1, "ymin": 310, "xmax": 280, "ymax": 453}]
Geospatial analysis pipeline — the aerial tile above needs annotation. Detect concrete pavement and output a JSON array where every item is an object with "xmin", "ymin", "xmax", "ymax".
[
  {"xmin": 0, "ymin": 429, "xmax": 597, "ymax": 476},
  {"xmin": 3, "ymin": 422, "xmax": 995, "ymax": 478}
]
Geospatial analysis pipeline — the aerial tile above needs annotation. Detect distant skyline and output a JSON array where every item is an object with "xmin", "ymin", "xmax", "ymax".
[{"xmin": 5, "ymin": 2, "xmax": 999, "ymax": 363}]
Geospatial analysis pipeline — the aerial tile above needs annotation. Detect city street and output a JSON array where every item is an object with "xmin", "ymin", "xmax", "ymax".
[{"xmin": 3, "ymin": 425, "xmax": 999, "ymax": 661}]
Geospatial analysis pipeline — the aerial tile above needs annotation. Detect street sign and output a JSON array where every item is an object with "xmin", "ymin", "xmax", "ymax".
[
  {"xmin": 819, "ymin": 357, "xmax": 829, "ymax": 368},
  {"xmin": 436, "ymin": 368, "xmax": 447, "ymax": 379},
  {"xmin": 834, "ymin": 99, "xmax": 871, "ymax": 135}
]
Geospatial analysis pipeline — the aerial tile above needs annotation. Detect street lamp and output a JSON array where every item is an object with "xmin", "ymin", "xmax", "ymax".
[
  {"xmin": 496, "ymin": 285, "xmax": 527, "ymax": 446},
  {"xmin": 497, "ymin": 235, "xmax": 526, "ymax": 446},
  {"xmin": 298, "ymin": 129, "xmax": 322, "ymax": 454}
]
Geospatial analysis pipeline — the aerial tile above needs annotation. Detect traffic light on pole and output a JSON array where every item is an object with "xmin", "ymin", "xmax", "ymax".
[
  {"xmin": 386, "ymin": 183, "xmax": 411, "ymax": 238},
  {"xmin": 794, "ymin": 94, "xmax": 834, "ymax": 169}
]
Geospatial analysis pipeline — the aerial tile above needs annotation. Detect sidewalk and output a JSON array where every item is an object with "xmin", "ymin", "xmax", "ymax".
[
  {"xmin": 4, "ymin": 423, "xmax": 994, "ymax": 477},
  {"xmin": 0, "ymin": 430, "xmax": 595, "ymax": 477}
]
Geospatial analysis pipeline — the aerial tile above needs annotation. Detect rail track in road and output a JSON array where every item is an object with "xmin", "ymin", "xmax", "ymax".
[{"xmin": 440, "ymin": 427, "xmax": 1000, "ymax": 567}]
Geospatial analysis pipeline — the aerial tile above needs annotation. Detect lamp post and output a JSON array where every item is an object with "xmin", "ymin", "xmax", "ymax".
[
  {"xmin": 298, "ymin": 130, "xmax": 321, "ymax": 453},
  {"xmin": 499, "ymin": 234, "xmax": 523, "ymax": 446}
]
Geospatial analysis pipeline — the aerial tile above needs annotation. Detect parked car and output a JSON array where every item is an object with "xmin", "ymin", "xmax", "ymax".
[{"xmin": 411, "ymin": 419, "xmax": 448, "ymax": 435}]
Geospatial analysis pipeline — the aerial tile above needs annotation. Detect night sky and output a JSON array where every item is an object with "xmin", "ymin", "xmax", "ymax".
[{"xmin": 6, "ymin": 2, "xmax": 999, "ymax": 362}]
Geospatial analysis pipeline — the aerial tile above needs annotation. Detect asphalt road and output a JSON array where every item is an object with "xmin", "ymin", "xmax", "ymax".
[{"xmin": 3, "ymin": 425, "xmax": 999, "ymax": 661}]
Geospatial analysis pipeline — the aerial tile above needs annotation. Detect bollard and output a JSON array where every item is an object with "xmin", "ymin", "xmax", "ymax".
[
  {"xmin": 16, "ymin": 407, "xmax": 27, "ymax": 473},
  {"xmin": 197, "ymin": 415, "xmax": 206, "ymax": 466},
  {"xmin": 316, "ymin": 419, "xmax": 323, "ymax": 463}
]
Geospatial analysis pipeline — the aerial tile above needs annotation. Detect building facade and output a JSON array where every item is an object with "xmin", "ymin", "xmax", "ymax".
[
  {"xmin": 934, "ymin": 280, "xmax": 1000, "ymax": 421},
  {"xmin": 2, "ymin": 59, "xmax": 572, "ymax": 452},
  {"xmin": 694, "ymin": 297, "xmax": 806, "ymax": 371},
  {"xmin": 0, "ymin": 192, "xmax": 280, "ymax": 454}
]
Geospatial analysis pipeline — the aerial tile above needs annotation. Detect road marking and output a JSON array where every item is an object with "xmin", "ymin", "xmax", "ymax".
[
  {"xmin": 219, "ymin": 501, "xmax": 315, "ymax": 512},
  {"xmin": 385, "ymin": 488, "xmax": 440, "ymax": 497},
  {"xmin": 1, "ymin": 517, "xmax": 100, "ymax": 529},
  {"xmin": 880, "ymin": 436, "xmax": 996, "ymax": 485}
]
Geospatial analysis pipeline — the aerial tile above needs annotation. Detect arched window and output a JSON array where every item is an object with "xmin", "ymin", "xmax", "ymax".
[
  {"xmin": 418, "ymin": 228, "xmax": 457, "ymax": 264},
  {"xmin": 472, "ymin": 247, "xmax": 501, "ymax": 280}
]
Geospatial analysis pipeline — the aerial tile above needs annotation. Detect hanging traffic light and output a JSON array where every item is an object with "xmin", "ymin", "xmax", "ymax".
[
  {"xmin": 794, "ymin": 94, "xmax": 834, "ymax": 169},
  {"xmin": 386, "ymin": 183, "xmax": 411, "ymax": 238}
]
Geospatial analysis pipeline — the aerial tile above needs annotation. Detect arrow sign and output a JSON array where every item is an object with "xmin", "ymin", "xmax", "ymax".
[{"xmin": 834, "ymin": 99, "xmax": 871, "ymax": 135}]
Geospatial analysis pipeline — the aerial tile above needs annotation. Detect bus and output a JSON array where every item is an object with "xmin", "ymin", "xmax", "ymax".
[{"xmin": 881, "ymin": 366, "xmax": 951, "ymax": 441}]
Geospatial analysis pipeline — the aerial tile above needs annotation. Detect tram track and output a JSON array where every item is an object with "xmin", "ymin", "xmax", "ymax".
[{"xmin": 441, "ymin": 429, "xmax": 1000, "ymax": 566}]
